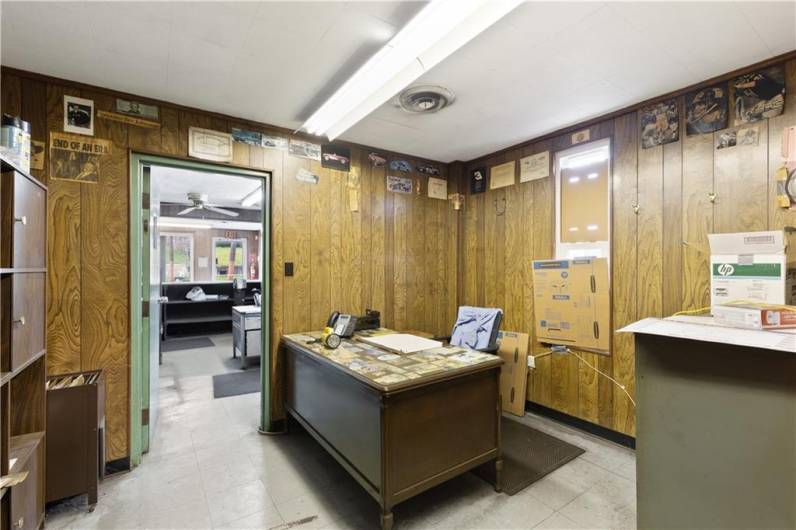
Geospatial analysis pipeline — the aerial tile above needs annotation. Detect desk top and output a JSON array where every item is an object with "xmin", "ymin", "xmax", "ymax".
[{"xmin": 282, "ymin": 328, "xmax": 502, "ymax": 392}]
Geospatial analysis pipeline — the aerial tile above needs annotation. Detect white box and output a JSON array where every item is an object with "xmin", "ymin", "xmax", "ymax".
[{"xmin": 709, "ymin": 231, "xmax": 795, "ymax": 310}]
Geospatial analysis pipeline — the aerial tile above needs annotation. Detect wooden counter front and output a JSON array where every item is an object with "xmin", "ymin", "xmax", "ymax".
[{"xmin": 281, "ymin": 333, "xmax": 503, "ymax": 530}]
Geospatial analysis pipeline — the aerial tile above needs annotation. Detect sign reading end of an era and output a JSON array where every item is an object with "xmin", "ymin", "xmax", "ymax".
[{"xmin": 49, "ymin": 132, "xmax": 112, "ymax": 183}]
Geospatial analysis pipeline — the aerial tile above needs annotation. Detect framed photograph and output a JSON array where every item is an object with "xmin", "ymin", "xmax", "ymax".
[
  {"xmin": 386, "ymin": 175, "xmax": 413, "ymax": 194},
  {"xmin": 489, "ymin": 161, "xmax": 515, "ymax": 189},
  {"xmin": 288, "ymin": 139, "xmax": 321, "ymax": 161},
  {"xmin": 49, "ymin": 132, "xmax": 111, "ymax": 183},
  {"xmin": 470, "ymin": 167, "xmax": 487, "ymax": 194},
  {"xmin": 115, "ymin": 98, "xmax": 159, "ymax": 121},
  {"xmin": 321, "ymin": 143, "xmax": 351, "ymax": 172},
  {"xmin": 389, "ymin": 159, "xmax": 412, "ymax": 173},
  {"xmin": 231, "ymin": 128, "xmax": 263, "ymax": 147},
  {"xmin": 428, "ymin": 177, "xmax": 447, "ymax": 200},
  {"xmin": 571, "ymin": 129, "xmax": 590, "ymax": 145},
  {"xmin": 640, "ymin": 98, "xmax": 679, "ymax": 149},
  {"xmin": 520, "ymin": 151, "xmax": 549, "ymax": 182},
  {"xmin": 416, "ymin": 164, "xmax": 440, "ymax": 176},
  {"xmin": 63, "ymin": 95, "xmax": 94, "ymax": 136},
  {"xmin": 686, "ymin": 84, "xmax": 727, "ymax": 136},
  {"xmin": 733, "ymin": 65, "xmax": 785, "ymax": 125},
  {"xmin": 262, "ymin": 134, "xmax": 287, "ymax": 150},
  {"xmin": 188, "ymin": 127, "xmax": 233, "ymax": 163}
]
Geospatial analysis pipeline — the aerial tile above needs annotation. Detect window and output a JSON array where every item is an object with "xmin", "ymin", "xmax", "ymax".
[
  {"xmin": 160, "ymin": 233, "xmax": 194, "ymax": 283},
  {"xmin": 212, "ymin": 237, "xmax": 248, "ymax": 281},
  {"xmin": 555, "ymin": 139, "xmax": 611, "ymax": 260}
]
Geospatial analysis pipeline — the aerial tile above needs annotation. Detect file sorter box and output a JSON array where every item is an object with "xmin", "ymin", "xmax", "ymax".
[
  {"xmin": 531, "ymin": 257, "xmax": 609, "ymax": 353},
  {"xmin": 708, "ymin": 230, "xmax": 796, "ymax": 311}
]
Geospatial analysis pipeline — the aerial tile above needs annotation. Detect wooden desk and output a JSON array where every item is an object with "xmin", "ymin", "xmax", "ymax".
[{"xmin": 281, "ymin": 331, "xmax": 503, "ymax": 530}]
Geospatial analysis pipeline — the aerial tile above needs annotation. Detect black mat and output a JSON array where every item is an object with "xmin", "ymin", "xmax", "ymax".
[
  {"xmin": 161, "ymin": 336, "xmax": 214, "ymax": 353},
  {"xmin": 475, "ymin": 418, "xmax": 585, "ymax": 495},
  {"xmin": 212, "ymin": 369, "xmax": 260, "ymax": 398}
]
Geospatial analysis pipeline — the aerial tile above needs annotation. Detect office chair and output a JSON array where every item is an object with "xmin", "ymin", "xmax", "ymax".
[{"xmin": 449, "ymin": 306, "xmax": 503, "ymax": 353}]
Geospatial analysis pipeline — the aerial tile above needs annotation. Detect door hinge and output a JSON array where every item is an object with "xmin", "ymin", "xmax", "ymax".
[
  {"xmin": 142, "ymin": 408, "xmax": 149, "ymax": 426},
  {"xmin": 142, "ymin": 300, "xmax": 150, "ymax": 318}
]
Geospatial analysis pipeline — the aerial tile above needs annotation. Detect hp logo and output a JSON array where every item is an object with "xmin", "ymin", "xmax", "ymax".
[{"xmin": 717, "ymin": 263, "xmax": 735, "ymax": 276}]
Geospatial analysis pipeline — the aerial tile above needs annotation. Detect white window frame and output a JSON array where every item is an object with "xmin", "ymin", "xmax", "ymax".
[
  {"xmin": 161, "ymin": 232, "xmax": 195, "ymax": 283},
  {"xmin": 554, "ymin": 138, "xmax": 612, "ymax": 261},
  {"xmin": 212, "ymin": 236, "xmax": 249, "ymax": 281}
]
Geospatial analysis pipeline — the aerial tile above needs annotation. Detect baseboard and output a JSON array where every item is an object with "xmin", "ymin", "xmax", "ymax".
[
  {"xmin": 105, "ymin": 457, "xmax": 131, "ymax": 475},
  {"xmin": 524, "ymin": 401, "xmax": 636, "ymax": 450}
]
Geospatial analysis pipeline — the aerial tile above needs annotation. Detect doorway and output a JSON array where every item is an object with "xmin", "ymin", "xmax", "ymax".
[{"xmin": 129, "ymin": 154, "xmax": 271, "ymax": 467}]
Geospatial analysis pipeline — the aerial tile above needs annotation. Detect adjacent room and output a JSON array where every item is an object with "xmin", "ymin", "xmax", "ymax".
[{"xmin": 0, "ymin": 1, "xmax": 795, "ymax": 529}]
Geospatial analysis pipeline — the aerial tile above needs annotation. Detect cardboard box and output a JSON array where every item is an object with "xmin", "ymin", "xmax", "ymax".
[
  {"xmin": 709, "ymin": 231, "xmax": 796, "ymax": 310},
  {"xmin": 496, "ymin": 331, "xmax": 529, "ymax": 416},
  {"xmin": 712, "ymin": 303, "xmax": 796, "ymax": 330},
  {"xmin": 532, "ymin": 258, "xmax": 610, "ymax": 353}
]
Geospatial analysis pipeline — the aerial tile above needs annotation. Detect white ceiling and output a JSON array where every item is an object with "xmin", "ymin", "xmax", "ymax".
[
  {"xmin": 152, "ymin": 166, "xmax": 262, "ymax": 208},
  {"xmin": 2, "ymin": 2, "xmax": 795, "ymax": 162}
]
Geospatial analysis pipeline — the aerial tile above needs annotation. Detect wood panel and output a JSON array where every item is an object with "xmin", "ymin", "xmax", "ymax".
[
  {"xmin": 464, "ymin": 60, "xmax": 796, "ymax": 437},
  {"xmin": 3, "ymin": 68, "xmax": 459, "ymax": 460}
]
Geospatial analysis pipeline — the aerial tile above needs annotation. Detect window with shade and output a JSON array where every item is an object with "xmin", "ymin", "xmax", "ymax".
[
  {"xmin": 160, "ymin": 233, "xmax": 194, "ymax": 283},
  {"xmin": 212, "ymin": 237, "xmax": 248, "ymax": 281},
  {"xmin": 555, "ymin": 139, "xmax": 611, "ymax": 259}
]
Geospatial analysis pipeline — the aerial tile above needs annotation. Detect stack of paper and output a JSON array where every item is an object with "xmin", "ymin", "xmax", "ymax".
[{"xmin": 358, "ymin": 334, "xmax": 443, "ymax": 354}]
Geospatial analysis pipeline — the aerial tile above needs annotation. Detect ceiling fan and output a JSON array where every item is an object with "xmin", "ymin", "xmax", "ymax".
[{"xmin": 177, "ymin": 192, "xmax": 239, "ymax": 217}]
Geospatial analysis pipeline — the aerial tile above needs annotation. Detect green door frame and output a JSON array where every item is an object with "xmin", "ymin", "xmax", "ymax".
[{"xmin": 129, "ymin": 153, "xmax": 272, "ymax": 466}]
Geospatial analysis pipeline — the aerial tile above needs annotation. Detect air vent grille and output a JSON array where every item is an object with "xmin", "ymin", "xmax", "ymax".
[{"xmin": 398, "ymin": 85, "xmax": 455, "ymax": 114}]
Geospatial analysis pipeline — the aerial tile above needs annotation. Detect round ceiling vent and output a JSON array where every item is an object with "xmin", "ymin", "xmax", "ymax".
[{"xmin": 397, "ymin": 85, "xmax": 455, "ymax": 114}]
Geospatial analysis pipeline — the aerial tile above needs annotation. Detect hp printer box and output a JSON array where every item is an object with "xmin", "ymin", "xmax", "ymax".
[
  {"xmin": 531, "ymin": 258, "xmax": 609, "ymax": 353},
  {"xmin": 709, "ymin": 230, "xmax": 796, "ymax": 310}
]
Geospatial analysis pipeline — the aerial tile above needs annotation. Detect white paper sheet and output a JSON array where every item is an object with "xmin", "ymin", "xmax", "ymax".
[
  {"xmin": 358, "ymin": 334, "xmax": 443, "ymax": 354},
  {"xmin": 619, "ymin": 317, "xmax": 796, "ymax": 353}
]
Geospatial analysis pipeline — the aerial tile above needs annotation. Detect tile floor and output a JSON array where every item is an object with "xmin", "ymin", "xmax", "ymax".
[{"xmin": 46, "ymin": 335, "xmax": 637, "ymax": 530}]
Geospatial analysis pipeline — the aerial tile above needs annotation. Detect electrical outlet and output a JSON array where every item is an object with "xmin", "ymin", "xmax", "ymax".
[{"xmin": 527, "ymin": 355, "xmax": 535, "ymax": 369}]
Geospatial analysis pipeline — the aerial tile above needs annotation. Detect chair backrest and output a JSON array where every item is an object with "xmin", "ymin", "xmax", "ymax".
[{"xmin": 450, "ymin": 306, "xmax": 503, "ymax": 352}]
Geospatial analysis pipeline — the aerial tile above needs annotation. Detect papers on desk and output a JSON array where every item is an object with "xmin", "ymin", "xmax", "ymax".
[
  {"xmin": 358, "ymin": 334, "xmax": 443, "ymax": 354},
  {"xmin": 619, "ymin": 317, "xmax": 796, "ymax": 353}
]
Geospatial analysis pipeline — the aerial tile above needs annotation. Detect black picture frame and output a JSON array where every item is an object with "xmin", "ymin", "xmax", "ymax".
[
  {"xmin": 321, "ymin": 143, "xmax": 351, "ymax": 172},
  {"xmin": 470, "ymin": 167, "xmax": 487, "ymax": 194}
]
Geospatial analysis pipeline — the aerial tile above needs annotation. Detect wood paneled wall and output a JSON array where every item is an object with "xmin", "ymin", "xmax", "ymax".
[
  {"xmin": 1, "ymin": 68, "xmax": 459, "ymax": 460},
  {"xmin": 460, "ymin": 58, "xmax": 796, "ymax": 437}
]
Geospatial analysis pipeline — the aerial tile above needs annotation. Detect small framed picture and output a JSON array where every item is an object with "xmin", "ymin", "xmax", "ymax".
[{"xmin": 64, "ymin": 95, "xmax": 94, "ymax": 136}]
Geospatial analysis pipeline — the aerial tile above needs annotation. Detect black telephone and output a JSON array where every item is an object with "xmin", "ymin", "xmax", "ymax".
[{"xmin": 326, "ymin": 311, "xmax": 357, "ymax": 338}]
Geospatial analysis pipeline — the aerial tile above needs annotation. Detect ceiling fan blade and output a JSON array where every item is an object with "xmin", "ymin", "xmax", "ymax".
[
  {"xmin": 205, "ymin": 206, "xmax": 239, "ymax": 217},
  {"xmin": 177, "ymin": 206, "xmax": 198, "ymax": 216}
]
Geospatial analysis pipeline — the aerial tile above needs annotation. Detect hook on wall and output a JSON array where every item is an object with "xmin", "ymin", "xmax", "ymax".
[{"xmin": 494, "ymin": 197, "xmax": 506, "ymax": 216}]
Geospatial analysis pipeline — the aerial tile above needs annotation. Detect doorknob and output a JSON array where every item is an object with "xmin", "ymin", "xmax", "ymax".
[
  {"xmin": 14, "ymin": 215, "xmax": 27, "ymax": 225},
  {"xmin": 12, "ymin": 316, "xmax": 26, "ymax": 326}
]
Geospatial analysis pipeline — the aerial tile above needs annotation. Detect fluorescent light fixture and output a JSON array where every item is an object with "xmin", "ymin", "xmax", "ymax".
[
  {"xmin": 159, "ymin": 221, "xmax": 212, "ymax": 230},
  {"xmin": 587, "ymin": 172, "xmax": 599, "ymax": 180},
  {"xmin": 240, "ymin": 188, "xmax": 261, "ymax": 208},
  {"xmin": 587, "ymin": 224, "xmax": 599, "ymax": 231},
  {"xmin": 301, "ymin": 0, "xmax": 522, "ymax": 140},
  {"xmin": 562, "ymin": 149, "xmax": 609, "ymax": 169},
  {"xmin": 568, "ymin": 176, "xmax": 580, "ymax": 184}
]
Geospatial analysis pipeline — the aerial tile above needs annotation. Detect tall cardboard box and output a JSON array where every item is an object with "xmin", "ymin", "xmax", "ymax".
[
  {"xmin": 532, "ymin": 258, "xmax": 610, "ymax": 352},
  {"xmin": 709, "ymin": 230, "xmax": 796, "ymax": 310},
  {"xmin": 496, "ymin": 331, "xmax": 529, "ymax": 416}
]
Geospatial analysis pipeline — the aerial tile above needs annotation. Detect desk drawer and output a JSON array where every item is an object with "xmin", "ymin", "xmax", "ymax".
[
  {"xmin": 3, "ymin": 273, "xmax": 46, "ymax": 369},
  {"xmin": 2, "ymin": 171, "xmax": 46, "ymax": 269},
  {"xmin": 244, "ymin": 315, "xmax": 261, "ymax": 330}
]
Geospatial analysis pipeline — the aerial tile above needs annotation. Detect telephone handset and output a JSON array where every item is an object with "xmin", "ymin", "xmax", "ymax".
[{"xmin": 327, "ymin": 311, "xmax": 357, "ymax": 338}]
